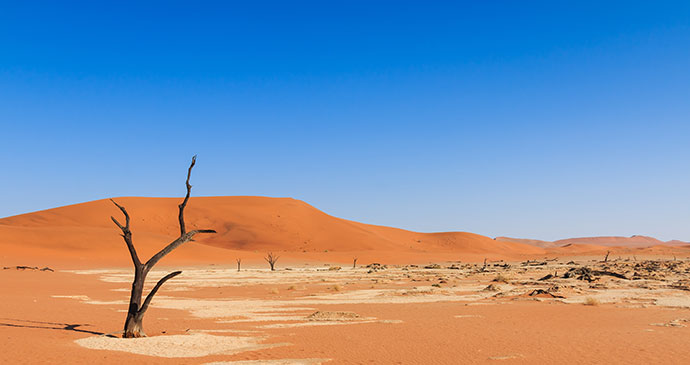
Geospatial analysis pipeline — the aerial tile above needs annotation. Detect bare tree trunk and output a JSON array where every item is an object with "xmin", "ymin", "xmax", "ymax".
[
  {"xmin": 123, "ymin": 268, "xmax": 145, "ymax": 337},
  {"xmin": 604, "ymin": 251, "xmax": 610, "ymax": 263},
  {"xmin": 236, "ymin": 258, "xmax": 241, "ymax": 272},
  {"xmin": 111, "ymin": 156, "xmax": 216, "ymax": 338},
  {"xmin": 353, "ymin": 257, "xmax": 358, "ymax": 269}
]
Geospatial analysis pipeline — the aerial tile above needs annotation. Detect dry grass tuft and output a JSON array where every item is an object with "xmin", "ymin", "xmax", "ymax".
[
  {"xmin": 401, "ymin": 288, "xmax": 434, "ymax": 296},
  {"xmin": 307, "ymin": 311, "xmax": 360, "ymax": 321},
  {"xmin": 492, "ymin": 274, "xmax": 510, "ymax": 283},
  {"xmin": 583, "ymin": 297, "xmax": 599, "ymax": 306}
]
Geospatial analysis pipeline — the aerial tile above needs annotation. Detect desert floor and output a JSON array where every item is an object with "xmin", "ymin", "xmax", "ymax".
[{"xmin": 3, "ymin": 256, "xmax": 690, "ymax": 364}]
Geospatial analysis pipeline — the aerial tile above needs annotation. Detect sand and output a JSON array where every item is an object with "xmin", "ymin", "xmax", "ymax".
[
  {"xmin": 4, "ymin": 257, "xmax": 690, "ymax": 364},
  {"xmin": 3, "ymin": 196, "xmax": 690, "ymax": 363},
  {"xmin": 0, "ymin": 196, "xmax": 548, "ymax": 267},
  {"xmin": 3, "ymin": 196, "xmax": 688, "ymax": 270},
  {"xmin": 75, "ymin": 333, "xmax": 276, "ymax": 358},
  {"xmin": 204, "ymin": 359, "xmax": 326, "ymax": 365}
]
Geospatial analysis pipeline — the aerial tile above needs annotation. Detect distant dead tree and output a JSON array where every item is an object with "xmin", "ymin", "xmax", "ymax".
[
  {"xmin": 604, "ymin": 251, "xmax": 611, "ymax": 263},
  {"xmin": 236, "ymin": 258, "xmax": 241, "ymax": 272},
  {"xmin": 110, "ymin": 156, "xmax": 216, "ymax": 338},
  {"xmin": 352, "ymin": 257, "xmax": 358, "ymax": 269},
  {"xmin": 265, "ymin": 252, "xmax": 279, "ymax": 271}
]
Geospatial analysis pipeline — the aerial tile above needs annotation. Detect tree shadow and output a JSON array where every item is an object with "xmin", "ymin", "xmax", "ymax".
[{"xmin": 0, "ymin": 318, "xmax": 118, "ymax": 337}]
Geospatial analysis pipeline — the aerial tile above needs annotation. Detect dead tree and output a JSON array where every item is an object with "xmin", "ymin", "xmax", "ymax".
[
  {"xmin": 110, "ymin": 156, "xmax": 216, "ymax": 338},
  {"xmin": 352, "ymin": 257, "xmax": 358, "ymax": 269},
  {"xmin": 236, "ymin": 258, "xmax": 241, "ymax": 272},
  {"xmin": 604, "ymin": 251, "xmax": 611, "ymax": 263},
  {"xmin": 265, "ymin": 252, "xmax": 279, "ymax": 271}
]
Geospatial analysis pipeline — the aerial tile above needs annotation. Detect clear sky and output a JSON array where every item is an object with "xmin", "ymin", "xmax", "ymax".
[{"xmin": 1, "ymin": 1, "xmax": 689, "ymax": 241}]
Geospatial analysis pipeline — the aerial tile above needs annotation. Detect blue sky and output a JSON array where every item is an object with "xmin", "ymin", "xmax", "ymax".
[{"xmin": 1, "ymin": 1, "xmax": 689, "ymax": 241}]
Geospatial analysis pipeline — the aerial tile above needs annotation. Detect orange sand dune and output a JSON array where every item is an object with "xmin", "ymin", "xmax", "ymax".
[
  {"xmin": 500, "ymin": 235, "xmax": 688, "ymax": 250},
  {"xmin": 494, "ymin": 236, "xmax": 557, "ymax": 248},
  {"xmin": 665, "ymin": 240, "xmax": 690, "ymax": 246},
  {"xmin": 554, "ymin": 235, "xmax": 667, "ymax": 248},
  {"xmin": 0, "ymin": 196, "xmax": 544, "ymax": 266},
  {"xmin": 550, "ymin": 243, "xmax": 611, "ymax": 254}
]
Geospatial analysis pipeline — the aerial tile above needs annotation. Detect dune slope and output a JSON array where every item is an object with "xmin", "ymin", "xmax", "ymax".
[
  {"xmin": 0, "ymin": 196, "xmax": 543, "ymax": 265},
  {"xmin": 554, "ymin": 235, "xmax": 665, "ymax": 248},
  {"xmin": 494, "ymin": 236, "xmax": 557, "ymax": 248}
]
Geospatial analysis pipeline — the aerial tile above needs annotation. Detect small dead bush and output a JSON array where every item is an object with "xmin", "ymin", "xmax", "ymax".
[
  {"xmin": 583, "ymin": 297, "xmax": 599, "ymax": 306},
  {"xmin": 492, "ymin": 274, "xmax": 510, "ymax": 283}
]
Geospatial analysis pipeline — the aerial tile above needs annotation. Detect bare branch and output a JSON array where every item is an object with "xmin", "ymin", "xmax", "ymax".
[
  {"xmin": 110, "ymin": 199, "xmax": 130, "ymax": 227},
  {"xmin": 110, "ymin": 216, "xmax": 124, "ymax": 230},
  {"xmin": 142, "ymin": 156, "xmax": 214, "ymax": 271},
  {"xmin": 178, "ymin": 155, "xmax": 196, "ymax": 236},
  {"xmin": 144, "ymin": 229, "xmax": 216, "ymax": 271},
  {"xmin": 110, "ymin": 199, "xmax": 141, "ymax": 267},
  {"xmin": 136, "ymin": 271, "xmax": 182, "ymax": 319},
  {"xmin": 264, "ymin": 252, "xmax": 280, "ymax": 271}
]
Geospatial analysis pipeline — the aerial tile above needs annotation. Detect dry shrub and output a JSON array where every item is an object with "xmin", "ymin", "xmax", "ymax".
[
  {"xmin": 401, "ymin": 288, "xmax": 433, "ymax": 296},
  {"xmin": 492, "ymin": 274, "xmax": 510, "ymax": 283},
  {"xmin": 583, "ymin": 297, "xmax": 599, "ymax": 306},
  {"xmin": 307, "ymin": 311, "xmax": 359, "ymax": 321}
]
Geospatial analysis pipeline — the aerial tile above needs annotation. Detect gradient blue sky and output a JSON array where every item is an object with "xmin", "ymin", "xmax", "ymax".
[{"xmin": 1, "ymin": 1, "xmax": 689, "ymax": 241}]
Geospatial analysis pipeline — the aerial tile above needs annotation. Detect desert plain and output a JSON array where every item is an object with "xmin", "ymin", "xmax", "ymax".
[{"xmin": 2, "ymin": 196, "xmax": 690, "ymax": 364}]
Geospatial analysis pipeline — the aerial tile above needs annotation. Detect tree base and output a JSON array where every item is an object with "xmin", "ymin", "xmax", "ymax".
[
  {"xmin": 123, "ymin": 330, "xmax": 146, "ymax": 338},
  {"xmin": 123, "ymin": 318, "xmax": 146, "ymax": 338}
]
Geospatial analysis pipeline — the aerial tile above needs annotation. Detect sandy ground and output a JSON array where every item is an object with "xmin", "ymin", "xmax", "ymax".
[{"xmin": 3, "ymin": 256, "xmax": 690, "ymax": 364}]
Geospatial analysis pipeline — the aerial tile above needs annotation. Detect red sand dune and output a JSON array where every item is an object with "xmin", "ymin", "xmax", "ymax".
[
  {"xmin": 498, "ymin": 235, "xmax": 689, "ymax": 250},
  {"xmin": 3, "ymin": 196, "xmax": 687, "ymax": 267},
  {"xmin": 554, "ymin": 235, "xmax": 666, "ymax": 248},
  {"xmin": 0, "ymin": 196, "xmax": 544, "ymax": 266},
  {"xmin": 494, "ymin": 236, "xmax": 557, "ymax": 248},
  {"xmin": 550, "ymin": 243, "xmax": 611, "ymax": 254},
  {"xmin": 665, "ymin": 240, "xmax": 690, "ymax": 246}
]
